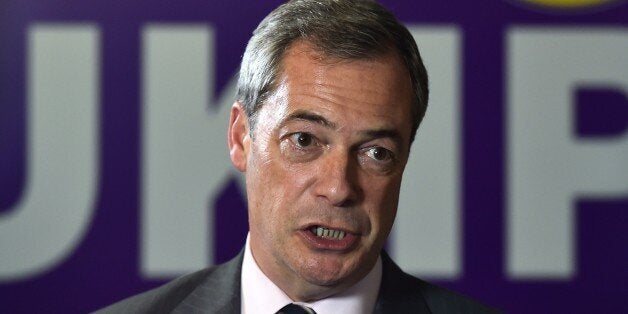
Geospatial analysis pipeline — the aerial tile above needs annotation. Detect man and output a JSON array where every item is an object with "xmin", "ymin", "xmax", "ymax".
[{"xmin": 98, "ymin": 0, "xmax": 496, "ymax": 313}]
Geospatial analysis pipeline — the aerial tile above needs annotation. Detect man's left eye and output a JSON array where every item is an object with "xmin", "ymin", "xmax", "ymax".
[{"xmin": 366, "ymin": 146, "xmax": 393, "ymax": 162}]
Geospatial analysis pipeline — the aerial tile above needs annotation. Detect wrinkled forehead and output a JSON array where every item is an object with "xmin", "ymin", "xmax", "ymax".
[{"xmin": 260, "ymin": 41, "xmax": 415, "ymax": 145}]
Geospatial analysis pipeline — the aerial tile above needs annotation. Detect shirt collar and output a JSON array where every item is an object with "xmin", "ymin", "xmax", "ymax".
[{"xmin": 241, "ymin": 233, "xmax": 382, "ymax": 314}]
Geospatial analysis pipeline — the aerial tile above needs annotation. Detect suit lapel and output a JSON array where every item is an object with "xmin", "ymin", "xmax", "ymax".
[
  {"xmin": 373, "ymin": 251, "xmax": 432, "ymax": 314},
  {"xmin": 173, "ymin": 251, "xmax": 244, "ymax": 314}
]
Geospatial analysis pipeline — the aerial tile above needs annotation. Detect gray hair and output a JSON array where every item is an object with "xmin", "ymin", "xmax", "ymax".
[{"xmin": 236, "ymin": 0, "xmax": 428, "ymax": 143}]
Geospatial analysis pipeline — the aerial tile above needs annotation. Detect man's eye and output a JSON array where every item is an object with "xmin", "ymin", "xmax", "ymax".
[
  {"xmin": 366, "ymin": 147, "xmax": 393, "ymax": 162},
  {"xmin": 280, "ymin": 132, "xmax": 322, "ymax": 162},
  {"xmin": 290, "ymin": 132, "xmax": 314, "ymax": 148}
]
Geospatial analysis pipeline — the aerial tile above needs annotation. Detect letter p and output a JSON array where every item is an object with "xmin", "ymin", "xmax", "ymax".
[{"xmin": 507, "ymin": 28, "xmax": 628, "ymax": 279}]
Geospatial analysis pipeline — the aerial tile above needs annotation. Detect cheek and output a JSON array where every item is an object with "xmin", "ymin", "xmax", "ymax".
[
  {"xmin": 247, "ymin": 146, "xmax": 312, "ymax": 221},
  {"xmin": 272, "ymin": 148, "xmax": 318, "ymax": 196},
  {"xmin": 364, "ymin": 177, "xmax": 402, "ymax": 228}
]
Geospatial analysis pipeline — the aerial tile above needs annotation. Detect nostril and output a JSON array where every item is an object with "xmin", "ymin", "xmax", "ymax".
[{"xmin": 336, "ymin": 198, "xmax": 356, "ymax": 208}]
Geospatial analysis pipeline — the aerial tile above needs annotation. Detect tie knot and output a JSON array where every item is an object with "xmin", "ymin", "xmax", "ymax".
[{"xmin": 276, "ymin": 303, "xmax": 316, "ymax": 314}]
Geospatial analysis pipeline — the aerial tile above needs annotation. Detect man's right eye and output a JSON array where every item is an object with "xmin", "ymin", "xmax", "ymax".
[
  {"xmin": 290, "ymin": 132, "xmax": 314, "ymax": 148},
  {"xmin": 280, "ymin": 132, "xmax": 322, "ymax": 162}
]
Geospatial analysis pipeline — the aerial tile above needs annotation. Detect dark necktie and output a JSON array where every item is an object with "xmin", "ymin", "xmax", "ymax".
[{"xmin": 276, "ymin": 303, "xmax": 317, "ymax": 314}]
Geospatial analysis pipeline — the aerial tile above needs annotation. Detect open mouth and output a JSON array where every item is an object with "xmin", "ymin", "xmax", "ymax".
[
  {"xmin": 301, "ymin": 224, "xmax": 358, "ymax": 250},
  {"xmin": 310, "ymin": 226, "xmax": 346, "ymax": 240}
]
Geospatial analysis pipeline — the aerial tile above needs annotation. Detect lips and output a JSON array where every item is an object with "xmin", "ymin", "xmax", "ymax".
[
  {"xmin": 300, "ymin": 224, "xmax": 359, "ymax": 251},
  {"xmin": 310, "ymin": 226, "xmax": 346, "ymax": 240}
]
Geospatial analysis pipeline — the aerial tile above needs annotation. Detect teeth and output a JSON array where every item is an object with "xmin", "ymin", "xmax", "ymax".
[{"xmin": 311, "ymin": 226, "xmax": 346, "ymax": 240}]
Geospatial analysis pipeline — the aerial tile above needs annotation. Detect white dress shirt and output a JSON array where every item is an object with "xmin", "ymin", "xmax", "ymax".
[{"xmin": 241, "ymin": 234, "xmax": 382, "ymax": 314}]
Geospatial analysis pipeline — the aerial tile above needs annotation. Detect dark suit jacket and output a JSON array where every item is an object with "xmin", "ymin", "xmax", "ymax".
[{"xmin": 95, "ymin": 251, "xmax": 497, "ymax": 313}]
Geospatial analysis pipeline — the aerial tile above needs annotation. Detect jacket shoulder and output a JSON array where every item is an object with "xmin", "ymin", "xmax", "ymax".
[
  {"xmin": 377, "ymin": 252, "xmax": 500, "ymax": 314},
  {"xmin": 405, "ymin": 274, "xmax": 499, "ymax": 314},
  {"xmin": 94, "ymin": 249, "xmax": 245, "ymax": 314},
  {"xmin": 94, "ymin": 266, "xmax": 219, "ymax": 314}
]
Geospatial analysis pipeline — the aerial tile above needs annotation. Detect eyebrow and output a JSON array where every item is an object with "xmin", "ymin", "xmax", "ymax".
[
  {"xmin": 284, "ymin": 110, "xmax": 338, "ymax": 129},
  {"xmin": 282, "ymin": 109, "xmax": 404, "ymax": 145},
  {"xmin": 362, "ymin": 129, "xmax": 403, "ymax": 146}
]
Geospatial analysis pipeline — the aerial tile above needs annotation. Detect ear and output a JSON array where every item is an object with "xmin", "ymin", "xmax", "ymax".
[{"xmin": 227, "ymin": 102, "xmax": 250, "ymax": 172}]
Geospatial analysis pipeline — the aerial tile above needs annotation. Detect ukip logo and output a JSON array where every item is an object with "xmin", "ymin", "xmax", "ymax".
[{"xmin": 513, "ymin": 0, "xmax": 623, "ymax": 12}]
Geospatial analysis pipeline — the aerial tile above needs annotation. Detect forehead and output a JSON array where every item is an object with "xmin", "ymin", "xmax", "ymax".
[{"xmin": 267, "ymin": 41, "xmax": 414, "ymax": 140}]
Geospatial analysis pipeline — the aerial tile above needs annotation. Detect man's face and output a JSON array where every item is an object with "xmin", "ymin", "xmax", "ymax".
[{"xmin": 228, "ymin": 41, "xmax": 415, "ymax": 301}]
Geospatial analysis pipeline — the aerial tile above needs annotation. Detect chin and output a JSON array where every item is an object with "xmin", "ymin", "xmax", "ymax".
[
  {"xmin": 288, "ymin": 252, "xmax": 373, "ymax": 301},
  {"xmin": 298, "ymin": 257, "xmax": 360, "ymax": 288},
  {"xmin": 294, "ymin": 274, "xmax": 351, "ymax": 302}
]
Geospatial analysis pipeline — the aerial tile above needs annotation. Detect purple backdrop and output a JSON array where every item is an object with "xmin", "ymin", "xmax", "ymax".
[{"xmin": 1, "ymin": 0, "xmax": 627, "ymax": 313}]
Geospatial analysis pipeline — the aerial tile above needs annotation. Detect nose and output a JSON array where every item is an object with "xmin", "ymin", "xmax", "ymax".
[{"xmin": 313, "ymin": 150, "xmax": 360, "ymax": 207}]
